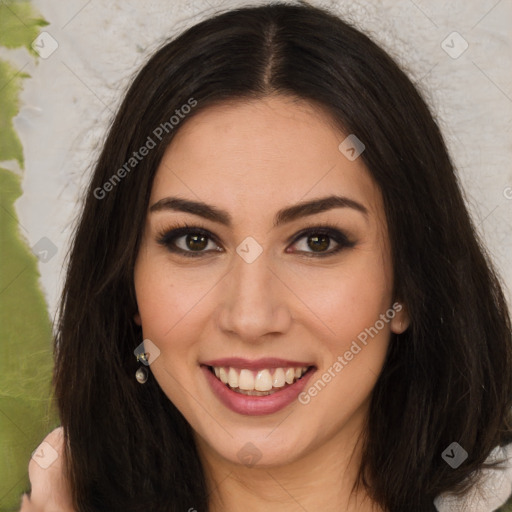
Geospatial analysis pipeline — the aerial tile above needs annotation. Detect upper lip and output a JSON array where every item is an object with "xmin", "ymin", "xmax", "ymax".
[{"xmin": 201, "ymin": 357, "xmax": 315, "ymax": 370}]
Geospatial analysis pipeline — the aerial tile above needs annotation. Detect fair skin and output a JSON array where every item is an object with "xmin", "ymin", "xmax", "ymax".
[
  {"xmin": 20, "ymin": 96, "xmax": 410, "ymax": 512},
  {"xmin": 20, "ymin": 427, "xmax": 73, "ymax": 512},
  {"xmin": 133, "ymin": 95, "xmax": 409, "ymax": 511}
]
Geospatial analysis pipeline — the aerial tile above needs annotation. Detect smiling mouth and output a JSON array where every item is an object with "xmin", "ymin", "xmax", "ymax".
[{"xmin": 207, "ymin": 365, "xmax": 315, "ymax": 396}]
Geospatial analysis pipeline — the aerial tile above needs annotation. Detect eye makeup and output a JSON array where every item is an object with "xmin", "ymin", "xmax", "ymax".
[{"xmin": 155, "ymin": 221, "xmax": 356, "ymax": 258}]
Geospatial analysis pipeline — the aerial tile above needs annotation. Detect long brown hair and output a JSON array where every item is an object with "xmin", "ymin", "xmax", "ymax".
[{"xmin": 53, "ymin": 3, "xmax": 512, "ymax": 511}]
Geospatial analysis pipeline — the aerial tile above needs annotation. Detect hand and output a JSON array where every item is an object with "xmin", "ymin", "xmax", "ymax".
[{"xmin": 19, "ymin": 428, "xmax": 74, "ymax": 512}]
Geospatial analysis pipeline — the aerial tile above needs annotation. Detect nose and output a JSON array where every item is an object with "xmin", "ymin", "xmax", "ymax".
[{"xmin": 216, "ymin": 250, "xmax": 292, "ymax": 342}]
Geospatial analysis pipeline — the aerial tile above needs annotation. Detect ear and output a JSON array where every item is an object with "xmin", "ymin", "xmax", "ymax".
[
  {"xmin": 390, "ymin": 301, "xmax": 410, "ymax": 334},
  {"xmin": 133, "ymin": 312, "xmax": 142, "ymax": 326}
]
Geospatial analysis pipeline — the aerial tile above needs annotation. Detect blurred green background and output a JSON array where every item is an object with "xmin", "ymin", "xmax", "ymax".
[{"xmin": 0, "ymin": 2, "xmax": 59, "ymax": 510}]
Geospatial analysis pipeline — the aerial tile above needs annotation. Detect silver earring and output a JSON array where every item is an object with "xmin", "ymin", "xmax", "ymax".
[
  {"xmin": 135, "ymin": 366, "xmax": 148, "ymax": 384},
  {"xmin": 135, "ymin": 351, "xmax": 149, "ymax": 384}
]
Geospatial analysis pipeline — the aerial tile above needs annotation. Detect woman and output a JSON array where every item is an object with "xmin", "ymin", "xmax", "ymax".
[{"xmin": 21, "ymin": 2, "xmax": 512, "ymax": 511}]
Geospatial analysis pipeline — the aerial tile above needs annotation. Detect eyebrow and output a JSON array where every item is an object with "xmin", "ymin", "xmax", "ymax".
[{"xmin": 149, "ymin": 194, "xmax": 368, "ymax": 227}]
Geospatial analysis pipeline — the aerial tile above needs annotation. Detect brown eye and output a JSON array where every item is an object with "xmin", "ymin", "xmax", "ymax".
[
  {"xmin": 306, "ymin": 234, "xmax": 331, "ymax": 252},
  {"xmin": 186, "ymin": 233, "xmax": 209, "ymax": 251},
  {"xmin": 287, "ymin": 226, "xmax": 355, "ymax": 257},
  {"xmin": 157, "ymin": 226, "xmax": 222, "ymax": 257}
]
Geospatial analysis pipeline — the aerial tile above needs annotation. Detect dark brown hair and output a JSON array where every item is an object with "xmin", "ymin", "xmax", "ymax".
[{"xmin": 53, "ymin": 3, "xmax": 512, "ymax": 511}]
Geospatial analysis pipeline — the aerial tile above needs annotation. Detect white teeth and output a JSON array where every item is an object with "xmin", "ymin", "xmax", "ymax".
[
  {"xmin": 272, "ymin": 368, "xmax": 286, "ymax": 388},
  {"xmin": 228, "ymin": 367, "xmax": 238, "ymax": 388},
  {"xmin": 285, "ymin": 368, "xmax": 295, "ymax": 384},
  {"xmin": 239, "ymin": 369, "xmax": 254, "ymax": 390},
  {"xmin": 211, "ymin": 365, "xmax": 310, "ymax": 391},
  {"xmin": 255, "ymin": 369, "xmax": 273, "ymax": 391}
]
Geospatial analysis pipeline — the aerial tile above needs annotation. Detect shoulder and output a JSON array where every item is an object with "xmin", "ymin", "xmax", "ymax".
[
  {"xmin": 434, "ymin": 442, "xmax": 512, "ymax": 512},
  {"xmin": 19, "ymin": 427, "xmax": 74, "ymax": 512}
]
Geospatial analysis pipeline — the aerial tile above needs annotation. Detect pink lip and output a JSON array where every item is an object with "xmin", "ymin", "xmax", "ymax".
[
  {"xmin": 201, "ymin": 357, "xmax": 314, "ymax": 370},
  {"xmin": 201, "ymin": 364, "xmax": 316, "ymax": 416}
]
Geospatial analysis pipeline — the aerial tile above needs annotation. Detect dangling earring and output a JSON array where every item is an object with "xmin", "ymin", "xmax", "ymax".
[
  {"xmin": 135, "ymin": 351, "xmax": 149, "ymax": 384},
  {"xmin": 135, "ymin": 366, "xmax": 148, "ymax": 384}
]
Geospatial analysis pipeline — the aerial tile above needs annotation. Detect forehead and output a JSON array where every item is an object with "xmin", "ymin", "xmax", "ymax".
[{"xmin": 151, "ymin": 95, "xmax": 383, "ymax": 220}]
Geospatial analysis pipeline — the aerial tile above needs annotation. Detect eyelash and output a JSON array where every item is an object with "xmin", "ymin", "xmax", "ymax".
[{"xmin": 155, "ymin": 222, "xmax": 355, "ymax": 258}]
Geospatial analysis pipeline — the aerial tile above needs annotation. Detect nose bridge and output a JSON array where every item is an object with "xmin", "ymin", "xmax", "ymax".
[{"xmin": 217, "ymin": 247, "xmax": 290, "ymax": 339}]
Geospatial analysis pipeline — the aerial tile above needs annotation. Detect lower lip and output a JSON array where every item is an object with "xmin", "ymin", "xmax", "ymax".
[{"xmin": 201, "ymin": 365, "xmax": 315, "ymax": 416}]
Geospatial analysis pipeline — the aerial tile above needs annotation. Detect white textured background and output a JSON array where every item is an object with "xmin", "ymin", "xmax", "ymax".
[{"xmin": 4, "ymin": 0, "xmax": 512, "ymax": 320}]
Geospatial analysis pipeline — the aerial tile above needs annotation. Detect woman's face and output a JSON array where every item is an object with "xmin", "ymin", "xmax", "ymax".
[{"xmin": 134, "ymin": 95, "xmax": 408, "ymax": 468}]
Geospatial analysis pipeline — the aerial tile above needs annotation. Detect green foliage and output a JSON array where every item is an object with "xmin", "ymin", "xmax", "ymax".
[
  {"xmin": 0, "ymin": 1, "xmax": 48, "ymax": 54},
  {"xmin": 0, "ymin": 2, "xmax": 57, "ymax": 510}
]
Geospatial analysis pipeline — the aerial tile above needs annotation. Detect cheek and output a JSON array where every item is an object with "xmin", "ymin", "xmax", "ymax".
[
  {"xmin": 133, "ymin": 254, "xmax": 224, "ymax": 413},
  {"xmin": 133, "ymin": 254, "xmax": 218, "ymax": 341},
  {"xmin": 298, "ymin": 252, "xmax": 393, "ymax": 409},
  {"xmin": 295, "ymin": 253, "xmax": 392, "ymax": 342},
  {"xmin": 294, "ymin": 251, "xmax": 393, "ymax": 410},
  {"xmin": 133, "ymin": 257, "xmax": 208, "ymax": 412}
]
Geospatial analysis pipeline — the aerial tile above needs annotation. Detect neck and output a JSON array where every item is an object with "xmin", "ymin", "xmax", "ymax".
[{"xmin": 196, "ymin": 407, "xmax": 382, "ymax": 512}]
